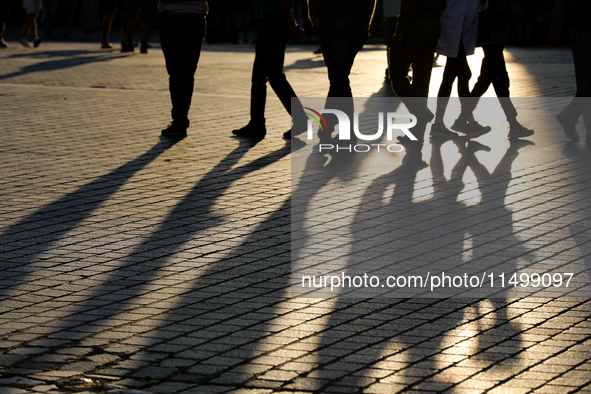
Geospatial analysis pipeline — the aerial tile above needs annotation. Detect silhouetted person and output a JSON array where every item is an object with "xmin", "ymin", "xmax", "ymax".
[
  {"xmin": 458, "ymin": 0, "xmax": 534, "ymax": 139},
  {"xmin": 430, "ymin": 0, "xmax": 490, "ymax": 139},
  {"xmin": 383, "ymin": 0, "xmax": 401, "ymax": 80},
  {"xmin": 121, "ymin": 0, "xmax": 158, "ymax": 53},
  {"xmin": 20, "ymin": 0, "xmax": 42, "ymax": 47},
  {"xmin": 100, "ymin": 0, "xmax": 117, "ymax": 48},
  {"xmin": 232, "ymin": 0, "xmax": 307, "ymax": 140},
  {"xmin": 309, "ymin": 0, "xmax": 376, "ymax": 139},
  {"xmin": 550, "ymin": 0, "xmax": 591, "ymax": 144},
  {"xmin": 388, "ymin": 0, "xmax": 445, "ymax": 142},
  {"xmin": 0, "ymin": 0, "xmax": 10, "ymax": 47},
  {"xmin": 159, "ymin": 0, "xmax": 208, "ymax": 137}
]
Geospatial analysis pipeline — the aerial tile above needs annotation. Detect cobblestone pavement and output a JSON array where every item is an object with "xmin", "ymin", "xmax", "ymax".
[{"xmin": 1, "ymin": 36, "xmax": 591, "ymax": 394}]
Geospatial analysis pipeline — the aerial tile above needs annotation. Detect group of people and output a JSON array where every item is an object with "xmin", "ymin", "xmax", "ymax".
[
  {"xmin": 7, "ymin": 0, "xmax": 578, "ymax": 142},
  {"xmin": 0, "ymin": 0, "xmax": 156, "ymax": 51},
  {"xmin": 160, "ymin": 0, "xmax": 381, "ymax": 139},
  {"xmin": 388, "ymin": 0, "xmax": 536, "ymax": 143},
  {"xmin": 158, "ymin": 0, "xmax": 589, "ymax": 144}
]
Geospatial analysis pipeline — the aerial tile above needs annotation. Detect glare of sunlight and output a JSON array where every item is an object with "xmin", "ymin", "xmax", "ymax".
[
  {"xmin": 458, "ymin": 167, "xmax": 482, "ymax": 206},
  {"xmin": 382, "ymin": 183, "xmax": 395, "ymax": 205},
  {"xmin": 412, "ymin": 167, "xmax": 434, "ymax": 203},
  {"xmin": 462, "ymin": 234, "xmax": 473, "ymax": 262},
  {"xmin": 439, "ymin": 141, "xmax": 461, "ymax": 181}
]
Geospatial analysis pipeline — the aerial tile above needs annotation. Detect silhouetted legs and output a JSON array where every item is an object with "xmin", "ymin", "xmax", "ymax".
[{"xmin": 160, "ymin": 14, "xmax": 206, "ymax": 126}]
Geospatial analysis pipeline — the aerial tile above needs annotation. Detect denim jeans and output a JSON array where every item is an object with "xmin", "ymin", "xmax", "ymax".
[
  {"xmin": 159, "ymin": 14, "xmax": 206, "ymax": 123},
  {"xmin": 251, "ymin": 15, "xmax": 306, "ymax": 129},
  {"xmin": 318, "ymin": 18, "xmax": 368, "ymax": 129}
]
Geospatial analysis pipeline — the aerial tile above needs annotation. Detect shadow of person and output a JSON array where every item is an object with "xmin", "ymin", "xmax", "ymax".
[
  {"xmin": 283, "ymin": 57, "xmax": 328, "ymax": 72},
  {"xmin": 297, "ymin": 142, "xmax": 462, "ymax": 391},
  {"xmin": 454, "ymin": 139, "xmax": 536, "ymax": 363},
  {"xmin": 302, "ymin": 136, "xmax": 535, "ymax": 391},
  {"xmin": 0, "ymin": 138, "xmax": 180, "ymax": 302},
  {"xmin": 0, "ymin": 51, "xmax": 127, "ymax": 81},
  {"xmin": 29, "ymin": 140, "xmax": 299, "ymax": 371}
]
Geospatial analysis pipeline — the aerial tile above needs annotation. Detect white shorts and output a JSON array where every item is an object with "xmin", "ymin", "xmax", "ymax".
[{"xmin": 23, "ymin": 0, "xmax": 42, "ymax": 16}]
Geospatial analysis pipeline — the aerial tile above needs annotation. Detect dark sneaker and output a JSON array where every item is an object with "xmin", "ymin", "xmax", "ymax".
[
  {"xmin": 508, "ymin": 122, "xmax": 534, "ymax": 139},
  {"xmin": 140, "ymin": 41, "xmax": 148, "ymax": 54},
  {"xmin": 430, "ymin": 123, "xmax": 458, "ymax": 139},
  {"xmin": 450, "ymin": 118, "xmax": 469, "ymax": 134},
  {"xmin": 121, "ymin": 41, "xmax": 134, "ymax": 52},
  {"xmin": 232, "ymin": 123, "xmax": 266, "ymax": 139},
  {"xmin": 161, "ymin": 119, "xmax": 188, "ymax": 137},
  {"xmin": 556, "ymin": 112, "xmax": 579, "ymax": 142},
  {"xmin": 464, "ymin": 121, "xmax": 491, "ymax": 139},
  {"xmin": 33, "ymin": 37, "xmax": 41, "ymax": 48}
]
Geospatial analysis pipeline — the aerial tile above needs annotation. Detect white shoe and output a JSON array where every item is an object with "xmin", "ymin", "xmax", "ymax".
[{"xmin": 19, "ymin": 38, "xmax": 30, "ymax": 47}]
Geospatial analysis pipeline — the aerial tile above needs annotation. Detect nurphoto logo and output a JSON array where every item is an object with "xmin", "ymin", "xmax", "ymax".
[{"xmin": 304, "ymin": 107, "xmax": 418, "ymax": 153}]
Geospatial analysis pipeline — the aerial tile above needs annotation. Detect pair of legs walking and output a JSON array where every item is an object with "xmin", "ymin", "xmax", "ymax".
[
  {"xmin": 317, "ymin": 18, "xmax": 368, "ymax": 141},
  {"xmin": 557, "ymin": 29, "xmax": 591, "ymax": 143},
  {"xmin": 388, "ymin": 18, "xmax": 441, "ymax": 141},
  {"xmin": 160, "ymin": 14, "xmax": 206, "ymax": 137},
  {"xmin": 233, "ymin": 16, "xmax": 306, "ymax": 139},
  {"xmin": 460, "ymin": 44, "xmax": 533, "ymax": 138}
]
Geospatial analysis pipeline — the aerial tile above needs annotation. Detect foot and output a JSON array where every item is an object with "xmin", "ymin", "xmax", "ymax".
[
  {"xmin": 161, "ymin": 119, "xmax": 189, "ymax": 137},
  {"xmin": 464, "ymin": 121, "xmax": 491, "ymax": 139},
  {"xmin": 0, "ymin": 38, "xmax": 7, "ymax": 48},
  {"xmin": 450, "ymin": 118, "xmax": 470, "ymax": 134},
  {"xmin": 232, "ymin": 123, "xmax": 266, "ymax": 139},
  {"xmin": 508, "ymin": 122, "xmax": 534, "ymax": 139},
  {"xmin": 33, "ymin": 37, "xmax": 41, "ymax": 48},
  {"xmin": 313, "ymin": 46, "xmax": 322, "ymax": 54},
  {"xmin": 430, "ymin": 123, "xmax": 458, "ymax": 139},
  {"xmin": 19, "ymin": 38, "xmax": 30, "ymax": 47},
  {"xmin": 121, "ymin": 41, "xmax": 134, "ymax": 52},
  {"xmin": 140, "ymin": 41, "xmax": 148, "ymax": 54},
  {"xmin": 556, "ymin": 112, "xmax": 579, "ymax": 142},
  {"xmin": 101, "ymin": 41, "xmax": 113, "ymax": 49}
]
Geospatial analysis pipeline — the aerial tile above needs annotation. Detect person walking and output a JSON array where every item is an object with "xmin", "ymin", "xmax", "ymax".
[
  {"xmin": 159, "ymin": 0, "xmax": 208, "ymax": 137},
  {"xmin": 0, "ymin": 0, "xmax": 10, "ymax": 47},
  {"xmin": 232, "ymin": 0, "xmax": 307, "ymax": 140},
  {"xmin": 430, "ymin": 0, "xmax": 490, "ymax": 139},
  {"xmin": 309, "ymin": 0, "xmax": 377, "ymax": 138},
  {"xmin": 20, "ymin": 0, "xmax": 42, "ymax": 47},
  {"xmin": 456, "ymin": 0, "xmax": 534, "ymax": 139},
  {"xmin": 550, "ymin": 0, "xmax": 591, "ymax": 144},
  {"xmin": 388, "ymin": 0, "xmax": 445, "ymax": 143}
]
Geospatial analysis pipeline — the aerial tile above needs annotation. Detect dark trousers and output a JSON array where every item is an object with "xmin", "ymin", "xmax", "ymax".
[
  {"xmin": 318, "ymin": 18, "xmax": 368, "ymax": 130},
  {"xmin": 561, "ymin": 29, "xmax": 591, "ymax": 134},
  {"xmin": 469, "ymin": 44, "xmax": 517, "ymax": 122},
  {"xmin": 251, "ymin": 15, "xmax": 306, "ymax": 128},
  {"xmin": 159, "ymin": 14, "xmax": 206, "ymax": 122},
  {"xmin": 436, "ymin": 42, "xmax": 471, "ymax": 119},
  {"xmin": 388, "ymin": 18, "xmax": 441, "ymax": 115}
]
